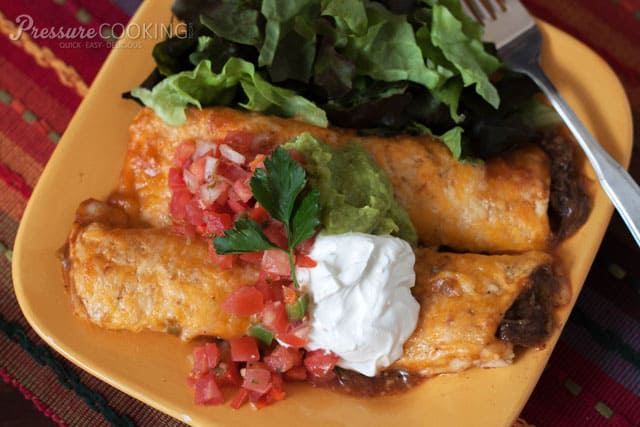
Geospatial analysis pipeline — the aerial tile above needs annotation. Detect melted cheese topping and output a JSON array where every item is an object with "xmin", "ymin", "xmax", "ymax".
[
  {"xmin": 113, "ymin": 107, "xmax": 550, "ymax": 252},
  {"xmin": 68, "ymin": 223, "xmax": 258, "ymax": 340},
  {"xmin": 394, "ymin": 249, "xmax": 554, "ymax": 375}
]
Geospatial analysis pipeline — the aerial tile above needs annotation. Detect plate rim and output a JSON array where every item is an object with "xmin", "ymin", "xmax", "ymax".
[{"xmin": 11, "ymin": 3, "xmax": 634, "ymax": 426}]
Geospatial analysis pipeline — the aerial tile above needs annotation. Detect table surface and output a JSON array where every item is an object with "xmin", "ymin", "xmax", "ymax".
[{"xmin": 1, "ymin": 1, "xmax": 638, "ymax": 426}]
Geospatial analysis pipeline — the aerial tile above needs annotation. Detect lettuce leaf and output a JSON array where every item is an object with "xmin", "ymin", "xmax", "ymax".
[
  {"xmin": 430, "ymin": 4, "xmax": 501, "ymax": 108},
  {"xmin": 343, "ymin": 2, "xmax": 441, "ymax": 89},
  {"xmin": 411, "ymin": 122, "xmax": 464, "ymax": 159},
  {"xmin": 199, "ymin": 1, "xmax": 262, "ymax": 47},
  {"xmin": 129, "ymin": 0, "xmax": 552, "ymax": 161},
  {"xmin": 321, "ymin": 0, "xmax": 368, "ymax": 35},
  {"xmin": 131, "ymin": 58, "xmax": 327, "ymax": 127},
  {"xmin": 259, "ymin": 0, "xmax": 319, "ymax": 67}
]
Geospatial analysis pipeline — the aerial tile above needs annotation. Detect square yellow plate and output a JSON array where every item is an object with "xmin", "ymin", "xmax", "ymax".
[{"xmin": 12, "ymin": 1, "xmax": 633, "ymax": 426}]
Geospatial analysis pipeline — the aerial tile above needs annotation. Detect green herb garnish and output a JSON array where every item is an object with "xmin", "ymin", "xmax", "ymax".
[
  {"xmin": 214, "ymin": 147, "xmax": 320, "ymax": 287},
  {"xmin": 285, "ymin": 294, "xmax": 308, "ymax": 322},
  {"xmin": 248, "ymin": 324, "xmax": 275, "ymax": 345},
  {"xmin": 213, "ymin": 217, "xmax": 278, "ymax": 254}
]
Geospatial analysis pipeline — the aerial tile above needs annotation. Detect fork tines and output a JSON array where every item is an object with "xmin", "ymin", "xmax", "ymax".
[{"xmin": 463, "ymin": 0, "xmax": 507, "ymax": 22}]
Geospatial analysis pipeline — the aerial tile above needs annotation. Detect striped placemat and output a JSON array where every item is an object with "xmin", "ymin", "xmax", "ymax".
[{"xmin": 0, "ymin": 1, "xmax": 638, "ymax": 425}]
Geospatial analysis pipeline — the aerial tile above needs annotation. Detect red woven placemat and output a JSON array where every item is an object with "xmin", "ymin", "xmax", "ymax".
[{"xmin": 0, "ymin": 1, "xmax": 638, "ymax": 426}]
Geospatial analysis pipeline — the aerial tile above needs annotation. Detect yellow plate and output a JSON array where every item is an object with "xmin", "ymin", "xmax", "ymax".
[{"xmin": 12, "ymin": 1, "xmax": 633, "ymax": 426}]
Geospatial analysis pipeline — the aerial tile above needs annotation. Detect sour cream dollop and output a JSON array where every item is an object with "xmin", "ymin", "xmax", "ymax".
[{"xmin": 297, "ymin": 232, "xmax": 419, "ymax": 377}]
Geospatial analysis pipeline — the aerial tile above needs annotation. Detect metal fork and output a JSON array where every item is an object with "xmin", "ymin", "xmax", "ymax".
[{"xmin": 463, "ymin": 0, "xmax": 640, "ymax": 248}]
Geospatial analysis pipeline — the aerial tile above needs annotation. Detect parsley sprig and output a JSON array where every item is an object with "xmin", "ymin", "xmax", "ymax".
[{"xmin": 214, "ymin": 147, "xmax": 320, "ymax": 287}]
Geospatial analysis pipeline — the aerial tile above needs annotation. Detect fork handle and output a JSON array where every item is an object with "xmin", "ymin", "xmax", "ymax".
[{"xmin": 525, "ymin": 66, "xmax": 640, "ymax": 248}]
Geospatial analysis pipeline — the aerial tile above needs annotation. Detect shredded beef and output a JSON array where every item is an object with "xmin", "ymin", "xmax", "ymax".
[
  {"xmin": 497, "ymin": 266, "xmax": 558, "ymax": 348},
  {"xmin": 538, "ymin": 135, "xmax": 591, "ymax": 240}
]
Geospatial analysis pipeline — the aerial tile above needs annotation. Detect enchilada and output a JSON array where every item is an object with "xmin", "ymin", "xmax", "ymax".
[
  {"xmin": 111, "ymin": 107, "xmax": 552, "ymax": 252},
  {"xmin": 63, "ymin": 202, "xmax": 566, "ymax": 377}
]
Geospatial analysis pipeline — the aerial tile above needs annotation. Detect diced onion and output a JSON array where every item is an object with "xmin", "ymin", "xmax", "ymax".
[
  {"xmin": 232, "ymin": 179, "xmax": 253, "ymax": 203},
  {"xmin": 200, "ymin": 182, "xmax": 227, "ymax": 207},
  {"xmin": 204, "ymin": 156, "xmax": 219, "ymax": 183},
  {"xmin": 183, "ymin": 169, "xmax": 199, "ymax": 193},
  {"xmin": 220, "ymin": 144, "xmax": 246, "ymax": 165},
  {"xmin": 194, "ymin": 139, "xmax": 218, "ymax": 158}
]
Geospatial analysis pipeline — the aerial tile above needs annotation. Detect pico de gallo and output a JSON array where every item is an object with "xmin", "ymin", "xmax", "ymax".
[{"xmin": 168, "ymin": 131, "xmax": 338, "ymax": 409}]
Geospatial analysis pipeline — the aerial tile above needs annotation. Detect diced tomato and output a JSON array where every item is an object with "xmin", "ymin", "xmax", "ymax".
[
  {"xmin": 282, "ymin": 287, "xmax": 297, "ymax": 305},
  {"xmin": 230, "ymin": 388, "xmax": 250, "ymax": 409},
  {"xmin": 227, "ymin": 198, "xmax": 249, "ymax": 214},
  {"xmin": 246, "ymin": 360, "xmax": 269, "ymax": 370},
  {"xmin": 254, "ymin": 373, "xmax": 285, "ymax": 407},
  {"xmin": 242, "ymin": 366, "xmax": 272, "ymax": 394},
  {"xmin": 304, "ymin": 350, "xmax": 339, "ymax": 381},
  {"xmin": 194, "ymin": 372, "xmax": 224, "ymax": 405},
  {"xmin": 262, "ymin": 250, "xmax": 291, "ymax": 276},
  {"xmin": 168, "ymin": 167, "xmax": 186, "ymax": 190},
  {"xmin": 249, "ymin": 390, "xmax": 267, "ymax": 407},
  {"xmin": 209, "ymin": 242, "xmax": 236, "ymax": 270},
  {"xmin": 229, "ymin": 336, "xmax": 260, "ymax": 362},
  {"xmin": 270, "ymin": 371, "xmax": 284, "ymax": 392},
  {"xmin": 247, "ymin": 204, "xmax": 269, "ymax": 223},
  {"xmin": 239, "ymin": 252, "xmax": 264, "ymax": 265},
  {"xmin": 261, "ymin": 301, "xmax": 288, "ymax": 335},
  {"xmin": 254, "ymin": 276, "xmax": 283, "ymax": 303},
  {"xmin": 232, "ymin": 179, "xmax": 253, "ymax": 203},
  {"xmin": 203, "ymin": 210, "xmax": 233, "ymax": 235},
  {"xmin": 212, "ymin": 253, "xmax": 235, "ymax": 270},
  {"xmin": 204, "ymin": 343, "xmax": 220, "ymax": 368},
  {"xmin": 297, "ymin": 235, "xmax": 317, "ymax": 255},
  {"xmin": 215, "ymin": 361, "xmax": 241, "ymax": 387},
  {"xmin": 283, "ymin": 366, "xmax": 308, "ymax": 381},
  {"xmin": 263, "ymin": 222, "xmax": 288, "ymax": 250},
  {"xmin": 217, "ymin": 159, "xmax": 248, "ymax": 182},
  {"xmin": 174, "ymin": 140, "xmax": 196, "ymax": 167},
  {"xmin": 264, "ymin": 346, "xmax": 303, "ymax": 373},
  {"xmin": 296, "ymin": 254, "xmax": 317, "ymax": 268},
  {"xmin": 185, "ymin": 198, "xmax": 205, "ymax": 228},
  {"xmin": 278, "ymin": 324, "xmax": 311, "ymax": 349},
  {"xmin": 189, "ymin": 156, "xmax": 208, "ymax": 184},
  {"xmin": 266, "ymin": 373, "xmax": 286, "ymax": 402},
  {"xmin": 221, "ymin": 286, "xmax": 264, "ymax": 317},
  {"xmin": 256, "ymin": 269, "xmax": 281, "ymax": 286},
  {"xmin": 224, "ymin": 130, "xmax": 255, "ymax": 155},
  {"xmin": 277, "ymin": 334, "xmax": 306, "ymax": 349},
  {"xmin": 191, "ymin": 346, "xmax": 209, "ymax": 377},
  {"xmin": 170, "ymin": 188, "xmax": 192, "ymax": 221},
  {"xmin": 214, "ymin": 342, "xmax": 242, "ymax": 387}
]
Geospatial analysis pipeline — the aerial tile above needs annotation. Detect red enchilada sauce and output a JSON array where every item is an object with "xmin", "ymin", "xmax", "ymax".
[{"xmin": 326, "ymin": 368, "xmax": 425, "ymax": 397}]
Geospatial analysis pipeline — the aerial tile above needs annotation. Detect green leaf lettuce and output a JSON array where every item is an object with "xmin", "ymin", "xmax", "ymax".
[{"xmin": 131, "ymin": 58, "xmax": 328, "ymax": 127}]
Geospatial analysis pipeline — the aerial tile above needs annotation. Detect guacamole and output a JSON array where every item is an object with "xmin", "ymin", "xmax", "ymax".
[{"xmin": 285, "ymin": 133, "xmax": 417, "ymax": 245}]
